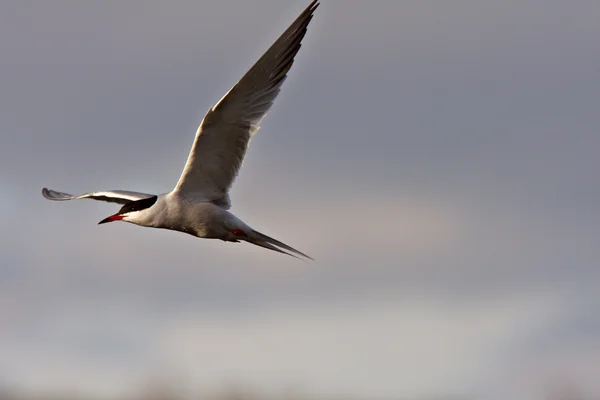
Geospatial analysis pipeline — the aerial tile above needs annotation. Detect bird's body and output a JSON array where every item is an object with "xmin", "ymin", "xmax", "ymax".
[
  {"xmin": 42, "ymin": 1, "xmax": 319, "ymax": 260},
  {"xmin": 125, "ymin": 193, "xmax": 247, "ymax": 242}
]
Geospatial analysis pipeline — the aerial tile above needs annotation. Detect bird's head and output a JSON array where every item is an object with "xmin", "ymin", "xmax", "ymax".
[{"xmin": 98, "ymin": 195, "xmax": 158, "ymax": 225}]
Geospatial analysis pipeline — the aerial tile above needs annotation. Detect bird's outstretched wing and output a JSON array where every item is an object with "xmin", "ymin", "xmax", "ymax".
[
  {"xmin": 42, "ymin": 188, "xmax": 155, "ymax": 205},
  {"xmin": 173, "ymin": 1, "xmax": 319, "ymax": 209}
]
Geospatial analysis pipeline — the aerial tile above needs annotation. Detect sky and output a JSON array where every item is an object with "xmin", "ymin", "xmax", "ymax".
[{"xmin": 1, "ymin": 0, "xmax": 600, "ymax": 398}]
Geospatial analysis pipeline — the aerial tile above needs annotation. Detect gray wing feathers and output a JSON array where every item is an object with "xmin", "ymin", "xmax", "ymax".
[
  {"xmin": 210, "ymin": 0, "xmax": 319, "ymax": 124},
  {"xmin": 42, "ymin": 188, "xmax": 154, "ymax": 205},
  {"xmin": 174, "ymin": 1, "xmax": 319, "ymax": 208}
]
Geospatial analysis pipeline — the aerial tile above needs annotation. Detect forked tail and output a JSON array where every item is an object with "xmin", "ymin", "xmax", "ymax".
[{"xmin": 245, "ymin": 230, "xmax": 314, "ymax": 261}]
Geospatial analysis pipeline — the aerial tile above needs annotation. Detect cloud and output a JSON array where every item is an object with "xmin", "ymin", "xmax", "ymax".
[
  {"xmin": 0, "ymin": 289, "xmax": 572, "ymax": 398},
  {"xmin": 1, "ymin": 0, "xmax": 600, "ymax": 398}
]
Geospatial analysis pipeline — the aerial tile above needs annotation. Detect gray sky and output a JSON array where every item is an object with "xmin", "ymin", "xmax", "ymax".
[{"xmin": 1, "ymin": 0, "xmax": 600, "ymax": 398}]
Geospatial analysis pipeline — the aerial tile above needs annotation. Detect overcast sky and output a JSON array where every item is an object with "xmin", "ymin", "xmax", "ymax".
[{"xmin": 1, "ymin": 0, "xmax": 600, "ymax": 398}]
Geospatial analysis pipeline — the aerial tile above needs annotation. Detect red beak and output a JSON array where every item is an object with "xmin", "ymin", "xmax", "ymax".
[{"xmin": 98, "ymin": 214, "xmax": 125, "ymax": 225}]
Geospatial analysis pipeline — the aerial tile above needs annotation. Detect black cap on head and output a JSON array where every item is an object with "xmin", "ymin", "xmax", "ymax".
[{"xmin": 117, "ymin": 195, "xmax": 158, "ymax": 215}]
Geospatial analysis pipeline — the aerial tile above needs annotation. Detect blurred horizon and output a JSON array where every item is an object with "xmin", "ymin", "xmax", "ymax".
[{"xmin": 1, "ymin": 0, "xmax": 600, "ymax": 399}]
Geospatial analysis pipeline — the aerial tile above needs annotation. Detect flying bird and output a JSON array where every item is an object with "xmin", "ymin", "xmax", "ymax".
[{"xmin": 42, "ymin": 1, "xmax": 319, "ymax": 260}]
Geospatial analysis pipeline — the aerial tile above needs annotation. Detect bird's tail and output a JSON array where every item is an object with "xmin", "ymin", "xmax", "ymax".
[{"xmin": 245, "ymin": 229, "xmax": 314, "ymax": 261}]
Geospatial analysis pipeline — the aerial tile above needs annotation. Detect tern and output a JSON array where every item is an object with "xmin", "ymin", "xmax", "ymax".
[{"xmin": 42, "ymin": 1, "xmax": 319, "ymax": 260}]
